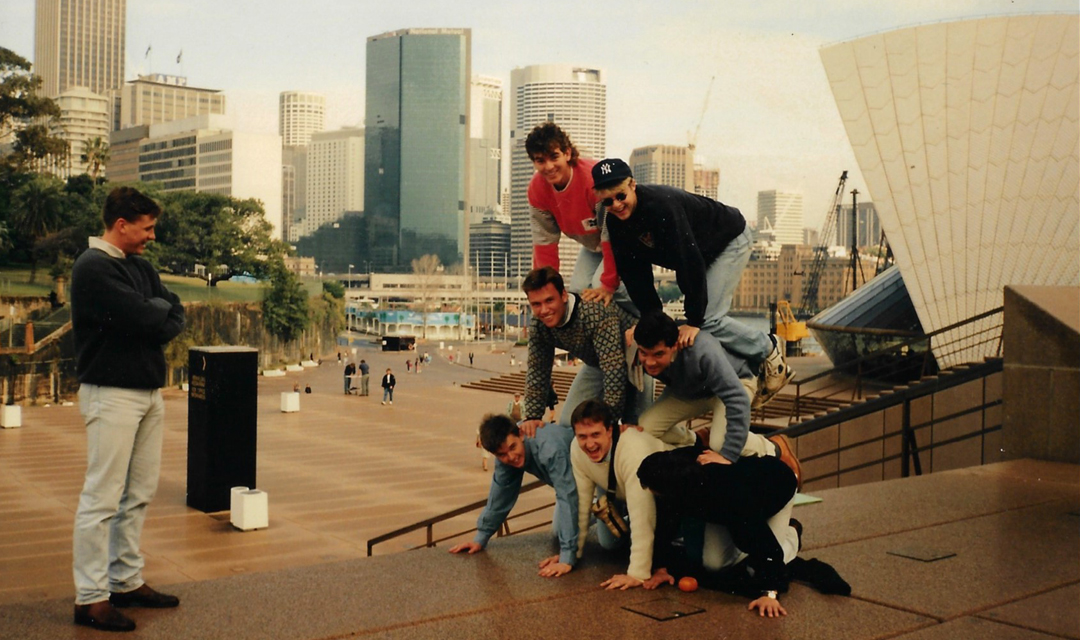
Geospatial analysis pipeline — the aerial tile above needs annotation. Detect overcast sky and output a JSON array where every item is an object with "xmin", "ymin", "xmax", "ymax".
[{"xmin": 3, "ymin": 0, "xmax": 1075, "ymax": 227}]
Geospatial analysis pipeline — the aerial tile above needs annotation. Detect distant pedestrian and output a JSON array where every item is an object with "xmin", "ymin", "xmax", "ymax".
[
  {"xmin": 337, "ymin": 352, "xmax": 342, "ymax": 364},
  {"xmin": 507, "ymin": 392, "xmax": 524, "ymax": 422},
  {"xmin": 381, "ymin": 368, "xmax": 396, "ymax": 405},
  {"xmin": 415, "ymin": 357, "xmax": 420, "ymax": 373},
  {"xmin": 475, "ymin": 428, "xmax": 491, "ymax": 471},
  {"xmin": 343, "ymin": 361, "xmax": 356, "ymax": 394},
  {"xmin": 469, "ymin": 352, "xmax": 474, "ymax": 366},
  {"xmin": 406, "ymin": 359, "xmax": 412, "ymax": 373},
  {"xmin": 358, "ymin": 359, "xmax": 370, "ymax": 396}
]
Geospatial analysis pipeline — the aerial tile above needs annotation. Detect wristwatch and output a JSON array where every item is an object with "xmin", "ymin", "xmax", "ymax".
[{"xmin": 764, "ymin": 590, "xmax": 778, "ymax": 600}]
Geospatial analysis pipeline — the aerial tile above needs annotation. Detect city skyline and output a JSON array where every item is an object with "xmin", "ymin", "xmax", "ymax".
[{"xmin": 4, "ymin": 0, "xmax": 1076, "ymax": 229}]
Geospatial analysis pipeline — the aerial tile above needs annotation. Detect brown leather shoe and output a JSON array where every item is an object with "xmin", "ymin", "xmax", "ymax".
[
  {"xmin": 110, "ymin": 584, "xmax": 180, "ymax": 608},
  {"xmin": 769, "ymin": 434, "xmax": 802, "ymax": 491},
  {"xmin": 74, "ymin": 601, "xmax": 136, "ymax": 632}
]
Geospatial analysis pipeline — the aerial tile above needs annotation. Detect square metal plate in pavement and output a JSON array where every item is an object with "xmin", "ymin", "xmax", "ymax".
[
  {"xmin": 623, "ymin": 597, "xmax": 705, "ymax": 621},
  {"xmin": 886, "ymin": 546, "xmax": 957, "ymax": 562}
]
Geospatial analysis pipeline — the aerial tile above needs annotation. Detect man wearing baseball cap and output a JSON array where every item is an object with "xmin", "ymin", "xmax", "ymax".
[{"xmin": 591, "ymin": 158, "xmax": 793, "ymax": 408}]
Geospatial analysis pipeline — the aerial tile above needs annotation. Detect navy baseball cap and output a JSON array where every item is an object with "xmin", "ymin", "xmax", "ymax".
[{"xmin": 592, "ymin": 158, "xmax": 633, "ymax": 189}]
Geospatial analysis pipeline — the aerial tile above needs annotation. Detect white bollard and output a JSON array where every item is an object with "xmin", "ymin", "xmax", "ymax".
[
  {"xmin": 280, "ymin": 392, "xmax": 300, "ymax": 413},
  {"xmin": 0, "ymin": 405, "xmax": 21, "ymax": 428},
  {"xmin": 230, "ymin": 486, "xmax": 249, "ymax": 515},
  {"xmin": 230, "ymin": 489, "xmax": 268, "ymax": 531}
]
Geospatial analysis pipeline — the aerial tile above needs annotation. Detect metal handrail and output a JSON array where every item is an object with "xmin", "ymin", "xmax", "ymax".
[
  {"xmin": 367, "ymin": 479, "xmax": 549, "ymax": 556},
  {"xmin": 789, "ymin": 306, "xmax": 1003, "ymax": 422},
  {"xmin": 778, "ymin": 357, "xmax": 1003, "ymax": 483}
]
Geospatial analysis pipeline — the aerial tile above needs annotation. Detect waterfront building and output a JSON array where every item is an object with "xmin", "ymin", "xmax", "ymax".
[
  {"xmin": 821, "ymin": 14, "xmax": 1079, "ymax": 365},
  {"xmin": 757, "ymin": 190, "xmax": 805, "ymax": 246},
  {"xmin": 509, "ymin": 64, "xmax": 606, "ymax": 277},
  {"xmin": 34, "ymin": 0, "xmax": 125, "ymax": 99},
  {"xmin": 365, "ymin": 28, "xmax": 471, "ymax": 270},
  {"xmin": 731, "ymin": 244, "xmax": 875, "ymax": 312}
]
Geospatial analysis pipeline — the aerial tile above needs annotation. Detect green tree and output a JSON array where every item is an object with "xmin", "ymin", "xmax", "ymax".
[
  {"xmin": 10, "ymin": 173, "xmax": 65, "ymax": 282},
  {"xmin": 322, "ymin": 280, "xmax": 345, "ymax": 299},
  {"xmin": 148, "ymin": 191, "xmax": 289, "ymax": 284},
  {"xmin": 0, "ymin": 47, "xmax": 66, "ymax": 172},
  {"xmin": 262, "ymin": 264, "xmax": 309, "ymax": 344},
  {"xmin": 81, "ymin": 136, "xmax": 110, "ymax": 182}
]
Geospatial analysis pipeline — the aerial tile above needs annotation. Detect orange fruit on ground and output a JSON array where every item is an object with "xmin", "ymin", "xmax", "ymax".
[{"xmin": 678, "ymin": 576, "xmax": 698, "ymax": 592}]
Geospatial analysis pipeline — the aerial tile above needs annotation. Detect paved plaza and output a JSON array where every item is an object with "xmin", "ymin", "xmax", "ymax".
[{"xmin": 0, "ymin": 339, "xmax": 1077, "ymax": 639}]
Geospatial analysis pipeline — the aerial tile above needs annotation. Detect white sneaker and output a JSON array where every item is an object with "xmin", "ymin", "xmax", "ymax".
[
  {"xmin": 753, "ymin": 336, "xmax": 794, "ymax": 409},
  {"xmin": 381, "ymin": 401, "xmax": 386, "ymax": 405},
  {"xmin": 388, "ymin": 401, "xmax": 393, "ymax": 405}
]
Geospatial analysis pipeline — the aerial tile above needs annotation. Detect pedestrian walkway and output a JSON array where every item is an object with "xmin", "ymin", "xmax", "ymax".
[{"xmin": 1, "ymin": 343, "xmax": 1077, "ymax": 639}]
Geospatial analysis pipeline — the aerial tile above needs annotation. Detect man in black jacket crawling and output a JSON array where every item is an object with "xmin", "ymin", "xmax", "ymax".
[{"xmin": 70, "ymin": 187, "xmax": 186, "ymax": 632}]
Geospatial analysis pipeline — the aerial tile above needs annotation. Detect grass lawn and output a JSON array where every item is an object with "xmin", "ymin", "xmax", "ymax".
[{"xmin": 0, "ymin": 266, "xmax": 326, "ymax": 303}]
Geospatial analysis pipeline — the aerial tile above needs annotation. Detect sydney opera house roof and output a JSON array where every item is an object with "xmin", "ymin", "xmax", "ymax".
[{"xmin": 820, "ymin": 14, "xmax": 1078, "ymax": 366}]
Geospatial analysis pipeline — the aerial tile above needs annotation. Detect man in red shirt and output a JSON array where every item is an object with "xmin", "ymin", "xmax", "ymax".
[{"xmin": 526, "ymin": 123, "xmax": 636, "ymax": 315}]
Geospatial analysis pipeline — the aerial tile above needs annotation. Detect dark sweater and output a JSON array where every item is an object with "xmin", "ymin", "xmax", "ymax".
[
  {"xmin": 71, "ymin": 247, "xmax": 185, "ymax": 389},
  {"xmin": 525, "ymin": 294, "xmax": 637, "ymax": 422},
  {"xmin": 606, "ymin": 184, "xmax": 746, "ymax": 327}
]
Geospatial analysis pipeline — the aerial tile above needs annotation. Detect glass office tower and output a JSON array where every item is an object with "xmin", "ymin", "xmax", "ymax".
[{"xmin": 365, "ymin": 28, "xmax": 471, "ymax": 270}]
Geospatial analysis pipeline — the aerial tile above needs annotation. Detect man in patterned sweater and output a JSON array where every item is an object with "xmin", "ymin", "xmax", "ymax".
[{"xmin": 519, "ymin": 266, "xmax": 646, "ymax": 438}]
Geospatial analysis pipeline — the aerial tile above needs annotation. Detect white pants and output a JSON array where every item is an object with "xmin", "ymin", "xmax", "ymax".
[{"xmin": 73, "ymin": 384, "xmax": 164, "ymax": 604}]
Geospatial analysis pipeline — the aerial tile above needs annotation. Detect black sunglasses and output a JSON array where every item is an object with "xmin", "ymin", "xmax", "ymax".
[{"xmin": 601, "ymin": 192, "xmax": 628, "ymax": 208}]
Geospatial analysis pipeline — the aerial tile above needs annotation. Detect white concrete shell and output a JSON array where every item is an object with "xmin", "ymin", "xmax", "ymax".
[{"xmin": 821, "ymin": 15, "xmax": 1079, "ymax": 366}]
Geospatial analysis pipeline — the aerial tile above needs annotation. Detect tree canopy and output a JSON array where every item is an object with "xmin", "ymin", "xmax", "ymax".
[
  {"xmin": 144, "ymin": 190, "xmax": 290, "ymax": 284},
  {"xmin": 0, "ymin": 47, "xmax": 67, "ymax": 172}
]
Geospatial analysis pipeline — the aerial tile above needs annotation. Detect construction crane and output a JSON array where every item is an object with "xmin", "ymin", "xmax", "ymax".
[
  {"xmin": 800, "ymin": 170, "xmax": 849, "ymax": 317},
  {"xmin": 688, "ymin": 76, "xmax": 716, "ymax": 152}
]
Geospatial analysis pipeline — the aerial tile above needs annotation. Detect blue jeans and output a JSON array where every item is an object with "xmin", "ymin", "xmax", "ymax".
[
  {"xmin": 567, "ymin": 246, "xmax": 639, "ymax": 317},
  {"xmin": 699, "ymin": 225, "xmax": 772, "ymax": 365},
  {"xmin": 73, "ymin": 385, "xmax": 165, "ymax": 604},
  {"xmin": 382, "ymin": 387, "xmax": 393, "ymax": 402},
  {"xmin": 558, "ymin": 363, "xmax": 654, "ymax": 427}
]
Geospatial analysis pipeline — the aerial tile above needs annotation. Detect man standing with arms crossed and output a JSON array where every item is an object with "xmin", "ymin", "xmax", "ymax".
[{"xmin": 70, "ymin": 187, "xmax": 186, "ymax": 632}]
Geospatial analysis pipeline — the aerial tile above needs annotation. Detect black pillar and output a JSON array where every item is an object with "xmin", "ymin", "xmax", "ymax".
[{"xmin": 187, "ymin": 346, "xmax": 258, "ymax": 512}]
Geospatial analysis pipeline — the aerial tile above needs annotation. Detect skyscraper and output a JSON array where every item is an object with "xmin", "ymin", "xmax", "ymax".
[
  {"xmin": 365, "ymin": 28, "xmax": 471, "ymax": 270},
  {"xmin": 693, "ymin": 165, "xmax": 720, "ymax": 201},
  {"xmin": 629, "ymin": 144, "xmax": 694, "ymax": 191},
  {"xmin": 509, "ymin": 64, "xmax": 606, "ymax": 276},
  {"xmin": 835, "ymin": 201, "xmax": 882, "ymax": 250},
  {"xmin": 757, "ymin": 190, "xmax": 804, "ymax": 246},
  {"xmin": 279, "ymin": 91, "xmax": 325, "ymax": 243},
  {"xmin": 469, "ymin": 75, "xmax": 502, "ymax": 224},
  {"xmin": 34, "ymin": 0, "xmax": 126, "ymax": 98},
  {"xmin": 304, "ymin": 127, "xmax": 365, "ymax": 238},
  {"xmin": 279, "ymin": 91, "xmax": 325, "ymax": 147}
]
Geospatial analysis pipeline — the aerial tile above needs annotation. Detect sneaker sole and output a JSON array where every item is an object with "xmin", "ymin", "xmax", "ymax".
[{"xmin": 752, "ymin": 368, "xmax": 795, "ymax": 409}]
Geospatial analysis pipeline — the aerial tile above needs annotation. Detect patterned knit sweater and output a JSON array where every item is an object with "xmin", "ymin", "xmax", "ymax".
[{"xmin": 525, "ymin": 294, "xmax": 637, "ymax": 420}]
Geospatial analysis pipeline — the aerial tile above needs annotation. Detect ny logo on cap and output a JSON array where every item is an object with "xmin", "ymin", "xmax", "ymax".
[{"xmin": 600, "ymin": 163, "xmax": 612, "ymax": 174}]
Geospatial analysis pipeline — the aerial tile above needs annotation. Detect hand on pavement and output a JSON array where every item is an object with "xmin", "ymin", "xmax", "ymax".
[
  {"xmin": 601, "ymin": 574, "xmax": 643, "ymax": 590},
  {"xmin": 448, "ymin": 541, "xmax": 483, "ymax": 555}
]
